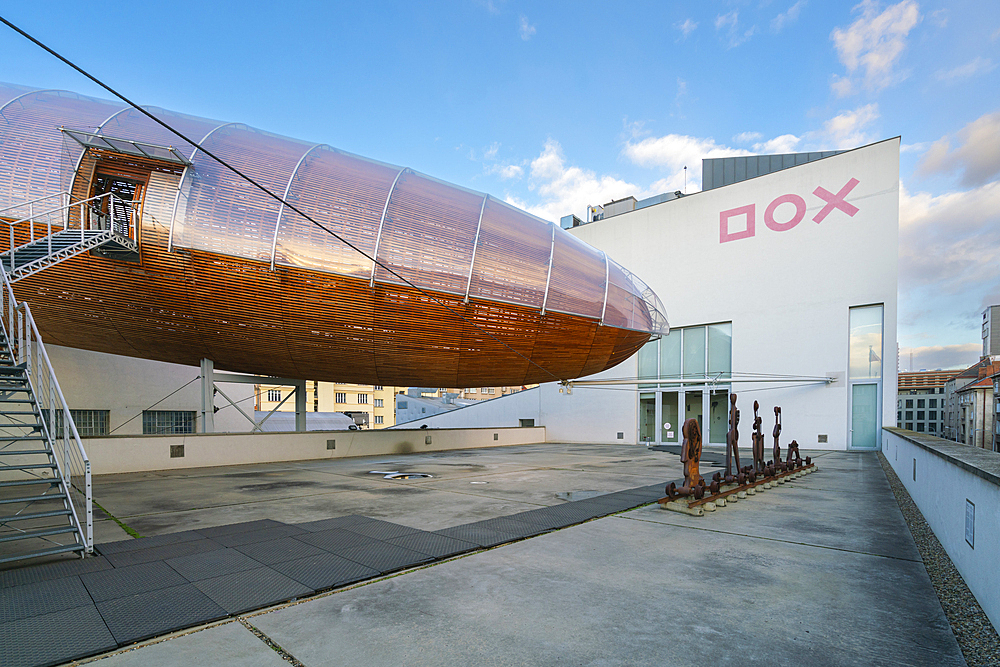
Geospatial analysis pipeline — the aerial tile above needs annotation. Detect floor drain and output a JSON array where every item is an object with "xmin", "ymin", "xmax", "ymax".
[
  {"xmin": 383, "ymin": 472, "xmax": 433, "ymax": 480},
  {"xmin": 470, "ymin": 481, "xmax": 488, "ymax": 484}
]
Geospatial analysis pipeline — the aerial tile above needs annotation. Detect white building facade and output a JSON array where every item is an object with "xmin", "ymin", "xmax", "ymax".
[{"xmin": 396, "ymin": 139, "xmax": 899, "ymax": 451}]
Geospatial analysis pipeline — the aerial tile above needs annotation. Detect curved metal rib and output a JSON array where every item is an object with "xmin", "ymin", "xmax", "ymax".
[
  {"xmin": 370, "ymin": 167, "xmax": 407, "ymax": 287},
  {"xmin": 167, "ymin": 121, "xmax": 238, "ymax": 252},
  {"xmin": 464, "ymin": 194, "xmax": 489, "ymax": 303},
  {"xmin": 270, "ymin": 143, "xmax": 325, "ymax": 270}
]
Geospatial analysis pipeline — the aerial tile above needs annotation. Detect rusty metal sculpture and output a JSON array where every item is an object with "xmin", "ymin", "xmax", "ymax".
[
  {"xmin": 660, "ymin": 402, "xmax": 818, "ymax": 517},
  {"xmin": 752, "ymin": 400, "xmax": 765, "ymax": 473},
  {"xmin": 680, "ymin": 418, "xmax": 703, "ymax": 488},
  {"xmin": 772, "ymin": 406, "xmax": 782, "ymax": 463},
  {"xmin": 786, "ymin": 439, "xmax": 801, "ymax": 464},
  {"xmin": 726, "ymin": 393, "xmax": 742, "ymax": 478}
]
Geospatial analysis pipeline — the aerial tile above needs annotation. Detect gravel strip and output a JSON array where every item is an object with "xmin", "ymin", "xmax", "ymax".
[{"xmin": 878, "ymin": 452, "xmax": 1000, "ymax": 667}]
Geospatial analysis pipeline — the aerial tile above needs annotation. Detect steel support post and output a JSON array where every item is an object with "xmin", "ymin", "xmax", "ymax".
[
  {"xmin": 294, "ymin": 379, "xmax": 307, "ymax": 432},
  {"xmin": 200, "ymin": 358, "xmax": 215, "ymax": 433}
]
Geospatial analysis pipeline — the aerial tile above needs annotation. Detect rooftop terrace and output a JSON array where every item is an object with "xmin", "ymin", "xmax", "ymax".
[{"xmin": 0, "ymin": 443, "xmax": 980, "ymax": 666}]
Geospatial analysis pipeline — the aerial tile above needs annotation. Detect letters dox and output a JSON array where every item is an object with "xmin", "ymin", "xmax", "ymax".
[{"xmin": 720, "ymin": 178, "xmax": 860, "ymax": 244}]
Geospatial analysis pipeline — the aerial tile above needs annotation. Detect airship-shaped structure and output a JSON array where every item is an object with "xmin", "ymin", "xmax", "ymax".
[{"xmin": 0, "ymin": 84, "xmax": 667, "ymax": 386}]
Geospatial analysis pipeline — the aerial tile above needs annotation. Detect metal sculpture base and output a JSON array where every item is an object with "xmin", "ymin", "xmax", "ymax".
[{"xmin": 659, "ymin": 462, "xmax": 818, "ymax": 516}]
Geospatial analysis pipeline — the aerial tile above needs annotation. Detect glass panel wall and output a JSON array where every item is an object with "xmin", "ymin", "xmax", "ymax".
[
  {"xmin": 708, "ymin": 323, "xmax": 733, "ymax": 379},
  {"xmin": 682, "ymin": 326, "xmax": 706, "ymax": 380},
  {"xmin": 636, "ymin": 322, "xmax": 732, "ymax": 445}
]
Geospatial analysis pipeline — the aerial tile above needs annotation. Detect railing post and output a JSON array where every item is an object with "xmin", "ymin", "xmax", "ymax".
[
  {"xmin": 109, "ymin": 194, "xmax": 115, "ymax": 234},
  {"xmin": 29, "ymin": 202, "xmax": 33, "ymax": 242},
  {"xmin": 85, "ymin": 460, "xmax": 93, "ymax": 552},
  {"xmin": 16, "ymin": 309, "xmax": 24, "ymax": 366}
]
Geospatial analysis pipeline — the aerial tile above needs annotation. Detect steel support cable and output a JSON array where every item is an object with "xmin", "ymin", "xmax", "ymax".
[
  {"xmin": 106, "ymin": 376, "xmax": 199, "ymax": 435},
  {"xmin": 0, "ymin": 16, "xmax": 568, "ymax": 384}
]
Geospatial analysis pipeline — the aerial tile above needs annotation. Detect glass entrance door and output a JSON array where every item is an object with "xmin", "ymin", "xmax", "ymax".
[
  {"xmin": 850, "ymin": 383, "xmax": 879, "ymax": 449},
  {"xmin": 660, "ymin": 392, "xmax": 679, "ymax": 443},
  {"xmin": 639, "ymin": 392, "xmax": 656, "ymax": 444}
]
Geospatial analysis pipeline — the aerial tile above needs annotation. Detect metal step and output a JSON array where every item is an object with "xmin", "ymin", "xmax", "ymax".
[
  {"xmin": 0, "ymin": 478, "xmax": 61, "ymax": 488},
  {"xmin": 0, "ymin": 450, "xmax": 53, "ymax": 455},
  {"xmin": 0, "ymin": 435, "xmax": 48, "ymax": 440},
  {"xmin": 0, "ymin": 509, "xmax": 72, "ymax": 522},
  {"xmin": 0, "ymin": 526, "xmax": 78, "ymax": 544},
  {"xmin": 0, "ymin": 492, "xmax": 66, "ymax": 504},
  {"xmin": 0, "ymin": 543, "xmax": 84, "ymax": 565},
  {"xmin": 0, "ymin": 463, "xmax": 56, "ymax": 471}
]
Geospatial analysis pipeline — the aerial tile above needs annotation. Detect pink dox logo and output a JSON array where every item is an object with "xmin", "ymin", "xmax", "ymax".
[{"xmin": 719, "ymin": 178, "xmax": 860, "ymax": 244}]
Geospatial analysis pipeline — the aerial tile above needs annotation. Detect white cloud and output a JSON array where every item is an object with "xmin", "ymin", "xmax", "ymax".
[
  {"xmin": 733, "ymin": 131, "xmax": 763, "ymax": 144},
  {"xmin": 830, "ymin": 0, "xmax": 921, "ymax": 95},
  {"xmin": 715, "ymin": 11, "xmax": 757, "ymax": 48},
  {"xmin": 918, "ymin": 111, "xmax": 1000, "ymax": 187},
  {"xmin": 898, "ymin": 344, "xmax": 980, "ymax": 371},
  {"xmin": 487, "ymin": 163, "xmax": 524, "ymax": 180},
  {"xmin": 518, "ymin": 15, "xmax": 536, "ymax": 41},
  {"xmin": 483, "ymin": 142, "xmax": 500, "ymax": 160},
  {"xmin": 814, "ymin": 103, "xmax": 880, "ymax": 149},
  {"xmin": 507, "ymin": 139, "xmax": 641, "ymax": 222},
  {"xmin": 752, "ymin": 134, "xmax": 802, "ymax": 153},
  {"xmin": 676, "ymin": 18, "xmax": 698, "ymax": 39},
  {"xmin": 934, "ymin": 57, "xmax": 996, "ymax": 82},
  {"xmin": 929, "ymin": 8, "xmax": 948, "ymax": 28},
  {"xmin": 899, "ymin": 180, "xmax": 1000, "ymax": 294},
  {"xmin": 623, "ymin": 134, "xmax": 752, "ymax": 191},
  {"xmin": 771, "ymin": 1, "xmax": 806, "ymax": 33},
  {"xmin": 897, "ymin": 179, "xmax": 1000, "ymax": 357}
]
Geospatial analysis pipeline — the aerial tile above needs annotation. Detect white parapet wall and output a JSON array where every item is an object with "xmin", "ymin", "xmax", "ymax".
[
  {"xmin": 73, "ymin": 427, "xmax": 546, "ymax": 475},
  {"xmin": 883, "ymin": 428, "xmax": 1000, "ymax": 632}
]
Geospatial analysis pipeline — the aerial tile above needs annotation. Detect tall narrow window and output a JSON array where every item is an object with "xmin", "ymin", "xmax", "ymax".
[{"xmin": 848, "ymin": 304, "xmax": 883, "ymax": 450}]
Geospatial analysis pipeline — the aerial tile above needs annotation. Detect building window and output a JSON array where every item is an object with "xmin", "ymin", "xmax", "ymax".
[
  {"xmin": 72, "ymin": 410, "xmax": 110, "ymax": 437},
  {"xmin": 905, "ymin": 423, "xmax": 913, "ymax": 430},
  {"xmin": 917, "ymin": 423, "xmax": 925, "ymax": 432},
  {"xmin": 398, "ymin": 400, "xmax": 408, "ymax": 409},
  {"xmin": 335, "ymin": 392, "xmax": 346, "ymax": 403},
  {"xmin": 142, "ymin": 410, "xmax": 195, "ymax": 435},
  {"xmin": 48, "ymin": 409, "xmax": 111, "ymax": 437},
  {"xmin": 929, "ymin": 411, "xmax": 936, "ymax": 420},
  {"xmin": 488, "ymin": 388, "xmax": 496, "ymax": 394},
  {"xmin": 374, "ymin": 415, "xmax": 384, "ymax": 425},
  {"xmin": 917, "ymin": 411, "xmax": 925, "ymax": 420},
  {"xmin": 917, "ymin": 399, "xmax": 925, "ymax": 408},
  {"xmin": 897, "ymin": 411, "xmax": 901, "ymax": 422},
  {"xmin": 267, "ymin": 389, "xmax": 281, "ymax": 402},
  {"xmin": 929, "ymin": 423, "xmax": 937, "ymax": 432},
  {"xmin": 905, "ymin": 411, "xmax": 913, "ymax": 420},
  {"xmin": 358, "ymin": 394, "xmax": 368, "ymax": 404},
  {"xmin": 467, "ymin": 388, "xmax": 476, "ymax": 393},
  {"xmin": 374, "ymin": 385, "xmax": 383, "ymax": 391},
  {"xmin": 374, "ymin": 398, "xmax": 383, "ymax": 408},
  {"xmin": 929, "ymin": 399, "xmax": 937, "ymax": 408},
  {"xmin": 905, "ymin": 400, "xmax": 913, "ymax": 408},
  {"xmin": 638, "ymin": 322, "xmax": 733, "ymax": 382}
]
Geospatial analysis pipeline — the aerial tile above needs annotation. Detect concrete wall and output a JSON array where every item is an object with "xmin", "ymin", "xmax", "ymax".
[
  {"xmin": 389, "ymin": 383, "xmax": 639, "ymax": 445},
  {"xmin": 48, "ymin": 344, "xmax": 255, "ymax": 435},
  {"xmin": 79, "ymin": 426, "xmax": 546, "ymax": 475},
  {"xmin": 883, "ymin": 428, "xmax": 1000, "ymax": 631}
]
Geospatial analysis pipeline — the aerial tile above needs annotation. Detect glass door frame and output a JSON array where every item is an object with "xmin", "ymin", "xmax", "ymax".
[
  {"xmin": 643, "ymin": 386, "xmax": 727, "ymax": 446},
  {"xmin": 848, "ymin": 380, "xmax": 882, "ymax": 450}
]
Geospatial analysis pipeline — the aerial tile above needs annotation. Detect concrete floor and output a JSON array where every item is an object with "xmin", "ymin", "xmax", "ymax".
[{"xmin": 67, "ymin": 444, "xmax": 966, "ymax": 667}]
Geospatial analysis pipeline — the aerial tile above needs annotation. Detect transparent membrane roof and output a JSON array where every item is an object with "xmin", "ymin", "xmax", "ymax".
[{"xmin": 0, "ymin": 83, "xmax": 668, "ymax": 335}]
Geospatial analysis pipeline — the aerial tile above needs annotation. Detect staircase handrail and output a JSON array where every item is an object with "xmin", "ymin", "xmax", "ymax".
[
  {"xmin": 0, "ymin": 263, "xmax": 92, "ymax": 553},
  {"xmin": 3, "ymin": 191, "xmax": 138, "ymax": 272},
  {"xmin": 0, "ymin": 191, "xmax": 69, "ymax": 219}
]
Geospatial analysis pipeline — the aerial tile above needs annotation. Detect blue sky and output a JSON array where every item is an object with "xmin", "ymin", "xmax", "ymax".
[{"xmin": 1, "ymin": 0, "xmax": 998, "ymax": 370}]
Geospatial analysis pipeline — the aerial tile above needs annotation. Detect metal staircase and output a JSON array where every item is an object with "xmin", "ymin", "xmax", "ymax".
[
  {"xmin": 0, "ymin": 191, "xmax": 139, "ymax": 283},
  {"xmin": 0, "ymin": 192, "xmax": 102, "ymax": 565}
]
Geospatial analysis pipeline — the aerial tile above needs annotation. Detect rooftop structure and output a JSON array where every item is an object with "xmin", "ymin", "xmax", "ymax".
[{"xmin": 0, "ymin": 83, "xmax": 667, "ymax": 388}]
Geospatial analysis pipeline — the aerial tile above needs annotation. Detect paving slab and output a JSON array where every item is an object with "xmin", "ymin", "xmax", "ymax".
[
  {"xmin": 251, "ymin": 507, "xmax": 963, "ymax": 667},
  {"xmin": 93, "ymin": 621, "xmax": 289, "ymax": 667}
]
